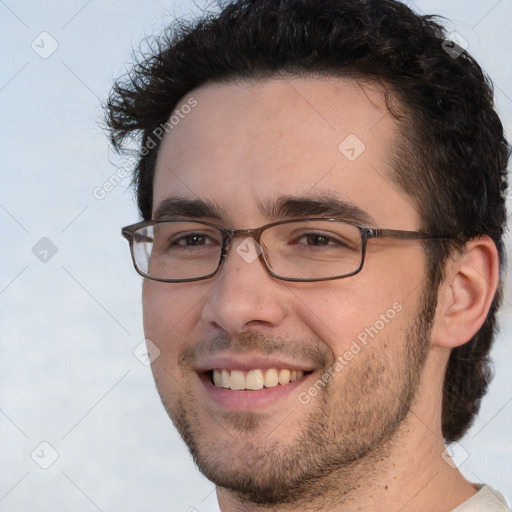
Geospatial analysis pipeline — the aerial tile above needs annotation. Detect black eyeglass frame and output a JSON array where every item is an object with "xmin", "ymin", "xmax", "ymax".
[{"xmin": 121, "ymin": 218, "xmax": 453, "ymax": 283}]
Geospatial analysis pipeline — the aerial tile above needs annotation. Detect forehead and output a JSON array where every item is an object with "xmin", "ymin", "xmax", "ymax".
[{"xmin": 153, "ymin": 76, "xmax": 420, "ymax": 229}]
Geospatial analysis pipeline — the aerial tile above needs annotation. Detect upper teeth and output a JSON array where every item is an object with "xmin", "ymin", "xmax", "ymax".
[{"xmin": 212, "ymin": 368, "xmax": 305, "ymax": 390}]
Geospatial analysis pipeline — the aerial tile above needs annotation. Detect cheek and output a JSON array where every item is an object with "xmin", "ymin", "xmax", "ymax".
[
  {"xmin": 143, "ymin": 282, "xmax": 202, "ymax": 401},
  {"xmin": 289, "ymin": 271, "xmax": 420, "ymax": 355},
  {"xmin": 142, "ymin": 281, "xmax": 167, "ymax": 340},
  {"xmin": 142, "ymin": 281, "xmax": 203, "ymax": 353}
]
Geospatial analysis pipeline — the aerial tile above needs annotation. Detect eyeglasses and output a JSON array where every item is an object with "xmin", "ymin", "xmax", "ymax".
[{"xmin": 121, "ymin": 218, "xmax": 451, "ymax": 283}]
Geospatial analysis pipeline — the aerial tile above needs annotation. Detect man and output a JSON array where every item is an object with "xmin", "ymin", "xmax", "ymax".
[{"xmin": 107, "ymin": 0, "xmax": 510, "ymax": 510}]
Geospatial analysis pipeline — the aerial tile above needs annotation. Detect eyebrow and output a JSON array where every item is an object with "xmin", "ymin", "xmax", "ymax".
[
  {"xmin": 260, "ymin": 195, "xmax": 376, "ymax": 225},
  {"xmin": 153, "ymin": 197, "xmax": 226, "ymax": 220},
  {"xmin": 153, "ymin": 194, "xmax": 376, "ymax": 226}
]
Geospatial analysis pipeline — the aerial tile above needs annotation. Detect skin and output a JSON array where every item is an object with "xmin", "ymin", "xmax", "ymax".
[{"xmin": 142, "ymin": 77, "xmax": 499, "ymax": 511}]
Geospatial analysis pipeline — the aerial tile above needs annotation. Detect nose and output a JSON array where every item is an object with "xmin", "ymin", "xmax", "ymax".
[{"xmin": 200, "ymin": 236, "xmax": 289, "ymax": 334}]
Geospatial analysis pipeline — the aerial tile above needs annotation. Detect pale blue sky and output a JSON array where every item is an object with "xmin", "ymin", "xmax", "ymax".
[{"xmin": 1, "ymin": 1, "xmax": 511, "ymax": 510}]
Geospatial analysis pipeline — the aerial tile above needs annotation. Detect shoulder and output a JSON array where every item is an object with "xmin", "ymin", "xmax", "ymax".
[{"xmin": 452, "ymin": 485, "xmax": 511, "ymax": 512}]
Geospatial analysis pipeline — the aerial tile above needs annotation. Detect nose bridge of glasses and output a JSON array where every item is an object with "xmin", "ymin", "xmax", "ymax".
[
  {"xmin": 219, "ymin": 226, "xmax": 268, "ymax": 272},
  {"xmin": 223, "ymin": 226, "xmax": 265, "ymax": 246}
]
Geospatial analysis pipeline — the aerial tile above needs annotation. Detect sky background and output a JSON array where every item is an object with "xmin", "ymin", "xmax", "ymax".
[{"xmin": 0, "ymin": 1, "xmax": 511, "ymax": 510}]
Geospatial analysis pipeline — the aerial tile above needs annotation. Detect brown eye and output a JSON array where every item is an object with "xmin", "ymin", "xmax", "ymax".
[{"xmin": 175, "ymin": 234, "xmax": 210, "ymax": 246}]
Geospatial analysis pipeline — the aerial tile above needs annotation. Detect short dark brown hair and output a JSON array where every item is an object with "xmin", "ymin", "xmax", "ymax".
[{"xmin": 106, "ymin": 0, "xmax": 510, "ymax": 442}]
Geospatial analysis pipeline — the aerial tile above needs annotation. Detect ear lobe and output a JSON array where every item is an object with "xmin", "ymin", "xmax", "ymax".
[{"xmin": 431, "ymin": 236, "xmax": 499, "ymax": 349}]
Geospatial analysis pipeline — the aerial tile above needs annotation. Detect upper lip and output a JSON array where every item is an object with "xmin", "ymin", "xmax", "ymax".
[{"xmin": 194, "ymin": 353, "xmax": 318, "ymax": 373}]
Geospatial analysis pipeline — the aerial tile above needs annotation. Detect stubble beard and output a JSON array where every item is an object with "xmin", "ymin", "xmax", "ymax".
[{"xmin": 154, "ymin": 289, "xmax": 436, "ymax": 507}]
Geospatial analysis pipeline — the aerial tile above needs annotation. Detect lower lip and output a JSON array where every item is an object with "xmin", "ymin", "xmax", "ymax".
[{"xmin": 199, "ymin": 373, "xmax": 311, "ymax": 410}]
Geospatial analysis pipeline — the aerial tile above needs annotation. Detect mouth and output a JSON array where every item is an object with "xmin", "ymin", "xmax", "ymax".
[
  {"xmin": 194, "ymin": 354, "xmax": 317, "ymax": 409},
  {"xmin": 208, "ymin": 368, "xmax": 308, "ymax": 390}
]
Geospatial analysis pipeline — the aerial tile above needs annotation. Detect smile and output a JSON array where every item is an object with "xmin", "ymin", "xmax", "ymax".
[{"xmin": 210, "ymin": 368, "xmax": 306, "ymax": 390}]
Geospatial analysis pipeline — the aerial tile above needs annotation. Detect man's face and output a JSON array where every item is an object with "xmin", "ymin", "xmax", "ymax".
[{"xmin": 143, "ymin": 77, "xmax": 435, "ymax": 503}]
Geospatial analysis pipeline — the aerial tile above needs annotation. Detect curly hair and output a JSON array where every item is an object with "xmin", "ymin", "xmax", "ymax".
[{"xmin": 106, "ymin": 0, "xmax": 510, "ymax": 443}]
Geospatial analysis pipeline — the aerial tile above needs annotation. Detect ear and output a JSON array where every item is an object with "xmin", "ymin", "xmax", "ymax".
[{"xmin": 431, "ymin": 236, "xmax": 499, "ymax": 349}]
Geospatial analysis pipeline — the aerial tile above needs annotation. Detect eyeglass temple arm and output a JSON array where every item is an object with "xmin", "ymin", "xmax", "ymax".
[
  {"xmin": 366, "ymin": 228, "xmax": 453, "ymax": 240},
  {"xmin": 121, "ymin": 227, "xmax": 153, "ymax": 244},
  {"xmin": 121, "ymin": 227, "xmax": 132, "ymax": 240}
]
